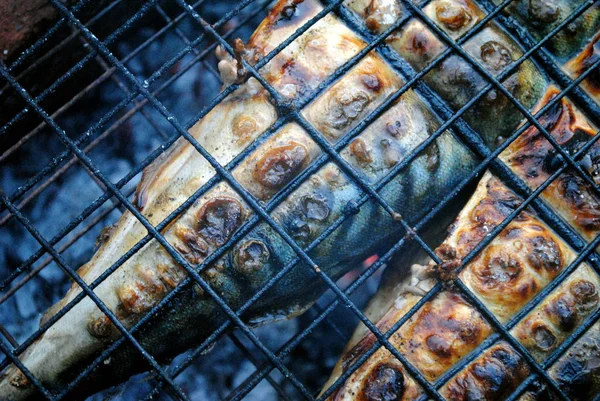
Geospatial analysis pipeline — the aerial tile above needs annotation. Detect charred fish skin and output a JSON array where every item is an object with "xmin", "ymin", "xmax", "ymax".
[
  {"xmin": 490, "ymin": 0, "xmax": 600, "ymax": 63},
  {"xmin": 518, "ymin": 321, "xmax": 600, "ymax": 401},
  {"xmin": 322, "ymin": 171, "xmax": 590, "ymax": 401},
  {"xmin": 344, "ymin": 0, "xmax": 548, "ymax": 148},
  {"xmin": 489, "ymin": 0, "xmax": 600, "ymax": 105},
  {"xmin": 322, "ymin": 90, "xmax": 600, "ymax": 400},
  {"xmin": 500, "ymin": 86, "xmax": 600, "ymax": 244},
  {"xmin": 0, "ymin": 0, "xmax": 482, "ymax": 399},
  {"xmin": 564, "ymin": 32, "xmax": 600, "ymax": 105}
]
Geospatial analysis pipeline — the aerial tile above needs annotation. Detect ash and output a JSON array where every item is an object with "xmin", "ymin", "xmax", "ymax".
[{"xmin": 0, "ymin": 0, "xmax": 382, "ymax": 400}]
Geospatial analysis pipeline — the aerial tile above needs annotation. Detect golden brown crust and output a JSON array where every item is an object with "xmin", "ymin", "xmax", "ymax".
[
  {"xmin": 324, "ymin": 172, "xmax": 581, "ymax": 400},
  {"xmin": 440, "ymin": 342, "xmax": 531, "ymax": 401},
  {"xmin": 250, "ymin": 0, "xmax": 367, "ymax": 101},
  {"xmin": 564, "ymin": 32, "xmax": 600, "ymax": 103},
  {"xmin": 499, "ymin": 86, "xmax": 600, "ymax": 242},
  {"xmin": 395, "ymin": 291, "xmax": 493, "ymax": 381},
  {"xmin": 302, "ymin": 52, "xmax": 403, "ymax": 143},
  {"xmin": 439, "ymin": 173, "xmax": 576, "ymax": 323},
  {"xmin": 511, "ymin": 265, "xmax": 600, "ymax": 362}
]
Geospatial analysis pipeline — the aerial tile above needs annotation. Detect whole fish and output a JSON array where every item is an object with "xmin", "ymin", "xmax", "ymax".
[
  {"xmin": 321, "ymin": 89, "xmax": 600, "ymax": 400},
  {"xmin": 0, "ymin": 0, "xmax": 555, "ymax": 399}
]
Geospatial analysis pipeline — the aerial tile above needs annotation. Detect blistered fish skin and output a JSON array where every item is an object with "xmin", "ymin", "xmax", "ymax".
[
  {"xmin": 0, "ymin": 0, "xmax": 487, "ymax": 399},
  {"xmin": 346, "ymin": 0, "xmax": 549, "ymax": 148},
  {"xmin": 323, "ymin": 87, "xmax": 600, "ymax": 400}
]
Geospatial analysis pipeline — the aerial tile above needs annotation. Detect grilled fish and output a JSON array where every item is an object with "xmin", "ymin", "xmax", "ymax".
[
  {"xmin": 0, "ymin": 0, "xmax": 473, "ymax": 399},
  {"xmin": 0, "ymin": 0, "xmax": 557, "ymax": 399},
  {"xmin": 322, "ymin": 88, "xmax": 600, "ymax": 400},
  {"xmin": 489, "ymin": 0, "xmax": 600, "ymax": 105}
]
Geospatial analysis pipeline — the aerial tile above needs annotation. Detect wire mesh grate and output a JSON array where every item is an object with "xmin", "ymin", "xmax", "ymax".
[{"xmin": 0, "ymin": 0, "xmax": 599, "ymax": 400}]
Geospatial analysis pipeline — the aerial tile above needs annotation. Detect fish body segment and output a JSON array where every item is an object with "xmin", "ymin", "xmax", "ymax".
[
  {"xmin": 0, "ymin": 0, "xmax": 487, "ymax": 399},
  {"xmin": 322, "ymin": 87, "xmax": 600, "ymax": 400},
  {"xmin": 344, "ymin": 0, "xmax": 548, "ymax": 148}
]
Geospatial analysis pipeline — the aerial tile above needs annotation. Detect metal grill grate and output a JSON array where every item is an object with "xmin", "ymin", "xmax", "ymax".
[{"xmin": 0, "ymin": 0, "xmax": 599, "ymax": 400}]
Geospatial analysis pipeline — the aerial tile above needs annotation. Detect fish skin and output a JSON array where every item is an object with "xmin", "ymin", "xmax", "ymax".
[
  {"xmin": 489, "ymin": 0, "xmax": 600, "ymax": 63},
  {"xmin": 344, "ymin": 0, "xmax": 548, "ymax": 148},
  {"xmin": 322, "ymin": 88, "xmax": 600, "ymax": 400},
  {"xmin": 564, "ymin": 32, "xmax": 600, "ymax": 105},
  {"xmin": 0, "ymin": 0, "xmax": 489, "ymax": 399},
  {"xmin": 500, "ymin": 86, "xmax": 600, "ymax": 243},
  {"xmin": 489, "ymin": 0, "xmax": 600, "ymax": 105}
]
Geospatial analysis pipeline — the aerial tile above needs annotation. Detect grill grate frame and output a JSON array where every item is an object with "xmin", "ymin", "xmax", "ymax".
[{"xmin": 0, "ymin": 0, "xmax": 599, "ymax": 400}]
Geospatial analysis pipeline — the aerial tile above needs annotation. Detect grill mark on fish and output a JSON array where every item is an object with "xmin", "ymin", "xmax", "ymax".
[
  {"xmin": 323, "ymin": 170, "xmax": 600, "ymax": 400},
  {"xmin": 564, "ymin": 32, "xmax": 600, "ymax": 104}
]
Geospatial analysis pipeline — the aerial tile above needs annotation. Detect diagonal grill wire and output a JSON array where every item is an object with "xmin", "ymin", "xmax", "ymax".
[
  {"xmin": 2, "ymin": 1, "xmax": 352, "ymax": 399},
  {"xmin": 482, "ymin": 0, "xmax": 600, "ymax": 126},
  {"xmin": 59, "ymin": 0, "xmax": 600, "ymax": 396},
  {"xmin": 76, "ymin": 0, "xmax": 600, "ymax": 396},
  {"xmin": 0, "ymin": 3, "xmax": 422, "ymax": 400},
  {"xmin": 161, "ymin": 1, "xmax": 600, "ymax": 392},
  {"xmin": 50, "ymin": 0, "xmax": 451, "ymax": 398},
  {"xmin": 0, "ymin": 64, "xmax": 307, "ymax": 400},
  {"xmin": 193, "ymin": 48, "xmax": 600, "ymax": 400},
  {"xmin": 0, "ymin": 0, "xmax": 238, "ymax": 302},
  {"xmin": 0, "ymin": 0, "xmax": 161, "ymax": 138},
  {"xmin": 0, "ymin": 191, "xmax": 191, "ymax": 401},
  {"xmin": 228, "ymin": 332, "xmax": 295, "ymax": 401},
  {"xmin": 8, "ymin": 0, "xmax": 464, "ymax": 396},
  {"xmin": 296, "ymin": 0, "xmax": 600, "ymax": 399},
  {"xmin": 0, "ymin": 0, "xmax": 261, "ymax": 222},
  {"xmin": 0, "ymin": 334, "xmax": 53, "ymax": 400},
  {"xmin": 505, "ymin": 311, "xmax": 600, "ymax": 400},
  {"xmin": 179, "ymin": 0, "xmax": 600, "ymax": 400},
  {"xmin": 0, "ymin": 187, "xmax": 136, "ymax": 307},
  {"xmin": 0, "ymin": 0, "xmax": 576, "ymax": 384},
  {"xmin": 0, "ymin": 0, "xmax": 369, "ymax": 366},
  {"xmin": 0, "ymin": 0, "xmax": 596, "ymax": 400},
  {"xmin": 0, "ymin": 0, "xmax": 272, "ymax": 288},
  {"xmin": 0, "ymin": 0, "xmax": 199, "ymax": 159},
  {"xmin": 317, "ymin": 55, "xmax": 600, "ymax": 399},
  {"xmin": 0, "ymin": 0, "xmax": 376, "ymax": 372},
  {"xmin": 404, "ymin": 0, "xmax": 600, "ymax": 196}
]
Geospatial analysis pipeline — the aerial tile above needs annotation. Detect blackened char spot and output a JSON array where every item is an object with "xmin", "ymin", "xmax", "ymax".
[
  {"xmin": 360, "ymin": 363, "xmax": 406, "ymax": 401},
  {"xmin": 196, "ymin": 197, "xmax": 244, "ymax": 246},
  {"xmin": 444, "ymin": 344, "xmax": 528, "ymax": 400},
  {"xmin": 254, "ymin": 142, "xmax": 309, "ymax": 190},
  {"xmin": 570, "ymin": 279, "xmax": 599, "ymax": 311},
  {"xmin": 553, "ymin": 338, "xmax": 600, "ymax": 400},
  {"xmin": 527, "ymin": 235, "xmax": 562, "ymax": 273},
  {"xmin": 557, "ymin": 173, "xmax": 600, "ymax": 231},
  {"xmin": 274, "ymin": 0, "xmax": 308, "ymax": 28},
  {"xmin": 551, "ymin": 297, "xmax": 578, "ymax": 331},
  {"xmin": 532, "ymin": 324, "xmax": 557, "ymax": 350}
]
